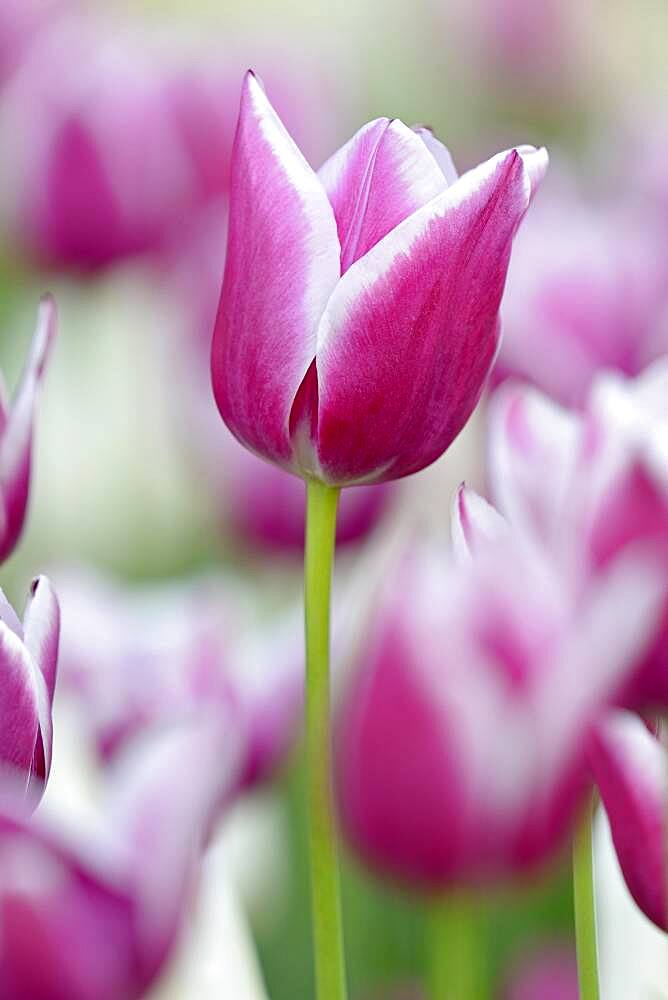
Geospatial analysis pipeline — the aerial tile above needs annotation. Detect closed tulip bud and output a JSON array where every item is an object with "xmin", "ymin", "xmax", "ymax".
[{"xmin": 212, "ymin": 72, "xmax": 547, "ymax": 487}]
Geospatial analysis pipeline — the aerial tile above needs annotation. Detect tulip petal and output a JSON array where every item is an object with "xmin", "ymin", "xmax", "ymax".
[
  {"xmin": 315, "ymin": 148, "xmax": 547, "ymax": 484},
  {"xmin": 588, "ymin": 711, "xmax": 666, "ymax": 930},
  {"xmin": 318, "ymin": 118, "xmax": 448, "ymax": 273},
  {"xmin": 212, "ymin": 72, "xmax": 340, "ymax": 467},
  {"xmin": 109, "ymin": 719, "xmax": 242, "ymax": 979},
  {"xmin": 488, "ymin": 382, "xmax": 581, "ymax": 553},
  {"xmin": 413, "ymin": 126, "xmax": 459, "ymax": 184},
  {"xmin": 451, "ymin": 483, "xmax": 508, "ymax": 561},
  {"xmin": 0, "ymin": 296, "xmax": 56, "ymax": 563},
  {"xmin": 0, "ymin": 623, "xmax": 40, "ymax": 786},
  {"xmin": 22, "ymin": 576, "xmax": 59, "ymax": 784}
]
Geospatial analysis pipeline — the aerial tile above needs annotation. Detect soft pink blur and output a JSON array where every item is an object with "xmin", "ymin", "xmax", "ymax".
[{"xmin": 504, "ymin": 945, "xmax": 579, "ymax": 1000}]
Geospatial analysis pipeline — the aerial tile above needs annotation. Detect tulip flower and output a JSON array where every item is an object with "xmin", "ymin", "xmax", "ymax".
[
  {"xmin": 0, "ymin": 576, "xmax": 59, "ymax": 805},
  {"xmin": 454, "ymin": 475, "xmax": 668, "ymax": 940},
  {"xmin": 56, "ymin": 568, "xmax": 302, "ymax": 788},
  {"xmin": 211, "ymin": 71, "xmax": 547, "ymax": 487},
  {"xmin": 335, "ymin": 527, "xmax": 662, "ymax": 886},
  {"xmin": 487, "ymin": 362, "xmax": 668, "ymax": 707},
  {"xmin": 0, "ymin": 296, "xmax": 56, "ymax": 563},
  {"xmin": 0, "ymin": 719, "xmax": 238, "ymax": 1000},
  {"xmin": 495, "ymin": 180, "xmax": 668, "ymax": 408}
]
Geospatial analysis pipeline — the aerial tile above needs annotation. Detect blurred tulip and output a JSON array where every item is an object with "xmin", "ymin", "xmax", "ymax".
[
  {"xmin": 335, "ymin": 522, "xmax": 661, "ymax": 887},
  {"xmin": 488, "ymin": 362, "xmax": 668, "ymax": 706},
  {"xmin": 56, "ymin": 568, "xmax": 302, "ymax": 789},
  {"xmin": 0, "ymin": 0, "xmax": 63, "ymax": 88},
  {"xmin": 0, "ymin": 719, "xmax": 238, "ymax": 1000},
  {"xmin": 503, "ymin": 944, "xmax": 578, "ymax": 1000},
  {"xmin": 211, "ymin": 72, "xmax": 547, "ymax": 487},
  {"xmin": 588, "ymin": 711, "xmax": 666, "ymax": 931},
  {"xmin": 0, "ymin": 576, "xmax": 59, "ymax": 805},
  {"xmin": 496, "ymin": 181, "xmax": 668, "ymax": 408},
  {"xmin": 0, "ymin": 296, "xmax": 56, "ymax": 563}
]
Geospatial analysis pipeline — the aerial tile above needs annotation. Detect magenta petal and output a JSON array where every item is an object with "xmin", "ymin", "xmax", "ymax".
[
  {"xmin": 211, "ymin": 72, "xmax": 340, "ymax": 468},
  {"xmin": 315, "ymin": 147, "xmax": 547, "ymax": 485},
  {"xmin": 318, "ymin": 118, "xmax": 447, "ymax": 272},
  {"xmin": 0, "ymin": 296, "xmax": 56, "ymax": 563},
  {"xmin": 22, "ymin": 576, "xmax": 59, "ymax": 704},
  {"xmin": 588, "ymin": 711, "xmax": 666, "ymax": 929},
  {"xmin": 0, "ymin": 623, "xmax": 40, "ymax": 786}
]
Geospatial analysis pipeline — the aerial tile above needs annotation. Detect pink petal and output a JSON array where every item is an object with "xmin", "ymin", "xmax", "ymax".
[
  {"xmin": 318, "ymin": 118, "xmax": 447, "ymax": 273},
  {"xmin": 211, "ymin": 72, "xmax": 340, "ymax": 468},
  {"xmin": 314, "ymin": 147, "xmax": 547, "ymax": 485},
  {"xmin": 451, "ymin": 483, "xmax": 508, "ymax": 561},
  {"xmin": 588, "ymin": 711, "xmax": 666, "ymax": 929},
  {"xmin": 0, "ymin": 623, "xmax": 40, "ymax": 788},
  {"xmin": 0, "ymin": 295, "xmax": 56, "ymax": 563},
  {"xmin": 22, "ymin": 576, "xmax": 59, "ymax": 785}
]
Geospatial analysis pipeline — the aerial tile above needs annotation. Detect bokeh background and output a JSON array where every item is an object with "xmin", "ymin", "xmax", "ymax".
[{"xmin": 1, "ymin": 1, "xmax": 667, "ymax": 997}]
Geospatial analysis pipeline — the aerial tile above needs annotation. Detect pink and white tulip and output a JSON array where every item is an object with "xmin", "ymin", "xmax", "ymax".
[
  {"xmin": 56, "ymin": 568, "xmax": 302, "ymax": 788},
  {"xmin": 0, "ymin": 297, "xmax": 56, "ymax": 564},
  {"xmin": 0, "ymin": 719, "xmax": 237, "ymax": 1000},
  {"xmin": 496, "ymin": 180, "xmax": 668, "ymax": 408},
  {"xmin": 487, "ymin": 361, "xmax": 668, "ymax": 707},
  {"xmin": 0, "ymin": 576, "xmax": 59, "ymax": 806},
  {"xmin": 335, "ymin": 521, "xmax": 661, "ymax": 887},
  {"xmin": 212, "ymin": 72, "xmax": 547, "ymax": 487}
]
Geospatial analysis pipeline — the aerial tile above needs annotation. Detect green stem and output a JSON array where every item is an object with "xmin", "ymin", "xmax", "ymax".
[
  {"xmin": 304, "ymin": 478, "xmax": 347, "ymax": 1000},
  {"xmin": 572, "ymin": 794, "xmax": 599, "ymax": 1000},
  {"xmin": 426, "ymin": 894, "xmax": 485, "ymax": 1000}
]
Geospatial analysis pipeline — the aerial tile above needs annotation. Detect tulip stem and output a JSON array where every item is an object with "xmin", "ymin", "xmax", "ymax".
[
  {"xmin": 573, "ymin": 793, "xmax": 599, "ymax": 1000},
  {"xmin": 304, "ymin": 478, "xmax": 347, "ymax": 1000},
  {"xmin": 426, "ymin": 893, "xmax": 485, "ymax": 1000}
]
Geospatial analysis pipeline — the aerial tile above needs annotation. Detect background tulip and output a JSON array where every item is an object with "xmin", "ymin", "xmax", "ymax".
[
  {"xmin": 55, "ymin": 567, "xmax": 302, "ymax": 789},
  {"xmin": 495, "ymin": 176, "xmax": 668, "ymax": 408},
  {"xmin": 335, "ymin": 527, "xmax": 661, "ymax": 887},
  {"xmin": 0, "ymin": 575, "xmax": 59, "ymax": 805},
  {"xmin": 0, "ymin": 719, "xmax": 238, "ymax": 1000},
  {"xmin": 211, "ymin": 72, "xmax": 547, "ymax": 487}
]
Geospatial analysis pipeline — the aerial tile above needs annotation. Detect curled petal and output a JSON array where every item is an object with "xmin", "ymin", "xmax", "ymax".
[
  {"xmin": 22, "ymin": 576, "xmax": 59, "ymax": 785},
  {"xmin": 588, "ymin": 711, "xmax": 666, "ymax": 930},
  {"xmin": 211, "ymin": 72, "xmax": 340, "ymax": 467},
  {"xmin": 0, "ymin": 624, "xmax": 41, "ymax": 789},
  {"xmin": 0, "ymin": 295, "xmax": 56, "ymax": 563},
  {"xmin": 318, "ymin": 117, "xmax": 447, "ymax": 272},
  {"xmin": 315, "ymin": 147, "xmax": 547, "ymax": 485},
  {"xmin": 451, "ymin": 483, "xmax": 508, "ymax": 561},
  {"xmin": 413, "ymin": 127, "xmax": 459, "ymax": 184}
]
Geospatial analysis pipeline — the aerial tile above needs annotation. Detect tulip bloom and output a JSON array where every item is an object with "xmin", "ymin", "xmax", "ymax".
[
  {"xmin": 0, "ymin": 720, "xmax": 237, "ymax": 1000},
  {"xmin": 495, "ymin": 180, "xmax": 668, "ymax": 408},
  {"xmin": 0, "ymin": 296, "xmax": 56, "ymax": 563},
  {"xmin": 488, "ymin": 361, "xmax": 668, "ymax": 707},
  {"xmin": 335, "ymin": 524, "xmax": 662, "ymax": 886},
  {"xmin": 0, "ymin": 576, "xmax": 59, "ymax": 804},
  {"xmin": 211, "ymin": 72, "xmax": 547, "ymax": 487},
  {"xmin": 56, "ymin": 568, "xmax": 302, "ymax": 788}
]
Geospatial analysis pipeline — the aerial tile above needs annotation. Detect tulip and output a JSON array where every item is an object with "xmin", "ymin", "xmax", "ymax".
[
  {"xmin": 487, "ymin": 362, "xmax": 668, "ymax": 707},
  {"xmin": 0, "ymin": 576, "xmax": 59, "ymax": 805},
  {"xmin": 455, "ymin": 478, "xmax": 668, "ymax": 934},
  {"xmin": 0, "ymin": 719, "xmax": 238, "ymax": 1000},
  {"xmin": 335, "ymin": 526, "xmax": 662, "ymax": 886},
  {"xmin": 495, "ymin": 179, "xmax": 668, "ymax": 408},
  {"xmin": 211, "ymin": 71, "xmax": 547, "ymax": 487},
  {"xmin": 0, "ymin": 296, "xmax": 56, "ymax": 563},
  {"xmin": 55, "ymin": 568, "xmax": 302, "ymax": 788}
]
